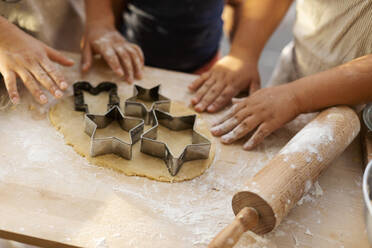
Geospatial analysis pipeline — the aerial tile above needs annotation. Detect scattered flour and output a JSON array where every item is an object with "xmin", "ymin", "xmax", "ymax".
[
  {"xmin": 280, "ymin": 121, "xmax": 334, "ymax": 162},
  {"xmin": 94, "ymin": 237, "xmax": 108, "ymax": 248}
]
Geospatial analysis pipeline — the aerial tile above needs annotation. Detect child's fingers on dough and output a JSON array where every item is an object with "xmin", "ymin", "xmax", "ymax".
[
  {"xmin": 220, "ymin": 115, "xmax": 261, "ymax": 144},
  {"xmin": 2, "ymin": 69, "xmax": 19, "ymax": 104},
  {"xmin": 243, "ymin": 122, "xmax": 272, "ymax": 150}
]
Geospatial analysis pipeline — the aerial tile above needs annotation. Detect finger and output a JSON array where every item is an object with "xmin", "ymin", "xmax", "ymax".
[
  {"xmin": 207, "ymin": 86, "xmax": 238, "ymax": 112},
  {"xmin": 17, "ymin": 69, "xmax": 48, "ymax": 104},
  {"xmin": 81, "ymin": 42, "xmax": 93, "ymax": 72},
  {"xmin": 2, "ymin": 70, "xmax": 19, "ymax": 104},
  {"xmin": 212, "ymin": 101, "xmax": 246, "ymax": 126},
  {"xmin": 196, "ymin": 81, "xmax": 225, "ymax": 113},
  {"xmin": 232, "ymin": 97, "xmax": 245, "ymax": 104},
  {"xmin": 211, "ymin": 107, "xmax": 250, "ymax": 136},
  {"xmin": 30, "ymin": 64, "xmax": 63, "ymax": 98},
  {"xmin": 45, "ymin": 46, "xmax": 74, "ymax": 66},
  {"xmin": 116, "ymin": 46, "xmax": 135, "ymax": 82},
  {"xmin": 127, "ymin": 46, "xmax": 144, "ymax": 79},
  {"xmin": 40, "ymin": 60, "xmax": 69, "ymax": 90},
  {"xmin": 188, "ymin": 72, "xmax": 210, "ymax": 92},
  {"xmin": 249, "ymin": 80, "xmax": 260, "ymax": 94},
  {"xmin": 101, "ymin": 47, "xmax": 124, "ymax": 77},
  {"xmin": 131, "ymin": 44, "xmax": 145, "ymax": 66},
  {"xmin": 191, "ymin": 76, "xmax": 215, "ymax": 107},
  {"xmin": 243, "ymin": 123, "xmax": 272, "ymax": 150},
  {"xmin": 221, "ymin": 115, "xmax": 261, "ymax": 144}
]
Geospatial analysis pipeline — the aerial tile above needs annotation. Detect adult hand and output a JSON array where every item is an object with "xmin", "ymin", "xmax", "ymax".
[
  {"xmin": 0, "ymin": 19, "xmax": 74, "ymax": 104},
  {"xmin": 211, "ymin": 84, "xmax": 301, "ymax": 150},
  {"xmin": 81, "ymin": 23, "xmax": 144, "ymax": 84},
  {"xmin": 188, "ymin": 54, "xmax": 260, "ymax": 113}
]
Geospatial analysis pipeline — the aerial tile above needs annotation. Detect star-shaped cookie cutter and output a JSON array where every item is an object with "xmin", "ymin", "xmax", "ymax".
[
  {"xmin": 141, "ymin": 109, "xmax": 211, "ymax": 176},
  {"xmin": 85, "ymin": 105, "xmax": 144, "ymax": 160},
  {"xmin": 73, "ymin": 81, "xmax": 120, "ymax": 113},
  {"xmin": 124, "ymin": 84, "xmax": 171, "ymax": 124}
]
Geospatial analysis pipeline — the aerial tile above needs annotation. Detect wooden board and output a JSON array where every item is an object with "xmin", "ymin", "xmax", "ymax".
[{"xmin": 0, "ymin": 53, "xmax": 369, "ymax": 248}]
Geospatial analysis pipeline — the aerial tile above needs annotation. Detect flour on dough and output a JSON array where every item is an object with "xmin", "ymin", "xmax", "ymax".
[{"xmin": 49, "ymin": 93, "xmax": 215, "ymax": 182}]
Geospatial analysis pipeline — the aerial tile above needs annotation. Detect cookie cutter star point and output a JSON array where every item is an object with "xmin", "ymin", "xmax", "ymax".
[
  {"xmin": 141, "ymin": 109, "xmax": 211, "ymax": 176},
  {"xmin": 124, "ymin": 84, "xmax": 171, "ymax": 124},
  {"xmin": 84, "ymin": 105, "xmax": 144, "ymax": 160}
]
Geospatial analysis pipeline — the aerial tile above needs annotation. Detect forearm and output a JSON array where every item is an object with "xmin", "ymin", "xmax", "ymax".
[
  {"xmin": 291, "ymin": 55, "xmax": 372, "ymax": 113},
  {"xmin": 230, "ymin": 0, "xmax": 293, "ymax": 61},
  {"xmin": 84, "ymin": 0, "xmax": 116, "ymax": 27}
]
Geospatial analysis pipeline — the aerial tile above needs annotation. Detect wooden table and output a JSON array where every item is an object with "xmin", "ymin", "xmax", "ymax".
[{"xmin": 0, "ymin": 53, "xmax": 369, "ymax": 248}]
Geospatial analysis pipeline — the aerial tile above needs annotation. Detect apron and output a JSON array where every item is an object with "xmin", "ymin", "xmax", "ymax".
[{"xmin": 268, "ymin": 0, "xmax": 372, "ymax": 86}]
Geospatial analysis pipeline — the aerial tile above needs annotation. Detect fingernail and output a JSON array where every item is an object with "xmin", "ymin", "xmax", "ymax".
[
  {"xmin": 244, "ymin": 140, "xmax": 254, "ymax": 150},
  {"xmin": 195, "ymin": 103, "xmax": 204, "ymax": 111},
  {"xmin": 40, "ymin": 94, "xmax": 48, "ymax": 104},
  {"xmin": 210, "ymin": 126, "xmax": 221, "ymax": 135},
  {"xmin": 117, "ymin": 68, "xmax": 124, "ymax": 76},
  {"xmin": 207, "ymin": 105, "xmax": 215, "ymax": 112},
  {"xmin": 221, "ymin": 133, "xmax": 234, "ymax": 143},
  {"xmin": 60, "ymin": 81, "xmax": 68, "ymax": 90},
  {"xmin": 12, "ymin": 97, "xmax": 20, "ymax": 105},
  {"xmin": 55, "ymin": 90, "xmax": 63, "ymax": 98}
]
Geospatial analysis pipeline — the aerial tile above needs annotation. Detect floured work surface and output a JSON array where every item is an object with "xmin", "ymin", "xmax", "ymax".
[
  {"xmin": 49, "ymin": 92, "xmax": 215, "ymax": 182},
  {"xmin": 0, "ymin": 53, "xmax": 369, "ymax": 248}
]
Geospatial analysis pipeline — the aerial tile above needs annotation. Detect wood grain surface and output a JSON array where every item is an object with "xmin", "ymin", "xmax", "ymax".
[{"xmin": 0, "ymin": 53, "xmax": 368, "ymax": 248}]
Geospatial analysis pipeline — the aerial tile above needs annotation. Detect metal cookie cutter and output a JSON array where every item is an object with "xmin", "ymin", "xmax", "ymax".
[
  {"xmin": 124, "ymin": 84, "xmax": 171, "ymax": 124},
  {"xmin": 85, "ymin": 105, "xmax": 144, "ymax": 160},
  {"xmin": 363, "ymin": 103, "xmax": 372, "ymax": 132},
  {"xmin": 73, "ymin": 81, "xmax": 120, "ymax": 113},
  {"xmin": 141, "ymin": 109, "xmax": 211, "ymax": 176}
]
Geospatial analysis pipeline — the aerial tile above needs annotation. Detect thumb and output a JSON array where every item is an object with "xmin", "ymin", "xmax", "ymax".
[
  {"xmin": 81, "ymin": 42, "xmax": 93, "ymax": 73},
  {"xmin": 45, "ymin": 46, "xmax": 75, "ymax": 66}
]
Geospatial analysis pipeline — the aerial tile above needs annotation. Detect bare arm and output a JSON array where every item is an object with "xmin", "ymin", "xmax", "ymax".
[
  {"xmin": 82, "ymin": 0, "xmax": 144, "ymax": 83},
  {"xmin": 230, "ymin": 0, "xmax": 293, "ymax": 61},
  {"xmin": 0, "ymin": 16, "xmax": 74, "ymax": 104},
  {"xmin": 293, "ymin": 55, "xmax": 372, "ymax": 113},
  {"xmin": 189, "ymin": 0, "xmax": 293, "ymax": 113}
]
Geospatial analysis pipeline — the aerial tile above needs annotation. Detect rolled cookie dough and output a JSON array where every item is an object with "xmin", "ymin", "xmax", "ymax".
[{"xmin": 48, "ymin": 93, "xmax": 215, "ymax": 182}]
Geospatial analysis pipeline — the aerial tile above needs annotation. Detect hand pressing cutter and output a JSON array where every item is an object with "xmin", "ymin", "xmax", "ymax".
[
  {"xmin": 141, "ymin": 109, "xmax": 211, "ymax": 176},
  {"xmin": 124, "ymin": 84, "xmax": 170, "ymax": 124},
  {"xmin": 73, "ymin": 81, "xmax": 120, "ymax": 113},
  {"xmin": 85, "ymin": 105, "xmax": 144, "ymax": 160}
]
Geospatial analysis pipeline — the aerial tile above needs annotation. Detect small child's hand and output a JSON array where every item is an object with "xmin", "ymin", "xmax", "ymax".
[
  {"xmin": 211, "ymin": 85, "xmax": 300, "ymax": 150},
  {"xmin": 81, "ymin": 25, "xmax": 144, "ymax": 84},
  {"xmin": 0, "ymin": 19, "xmax": 74, "ymax": 104},
  {"xmin": 188, "ymin": 54, "xmax": 260, "ymax": 113}
]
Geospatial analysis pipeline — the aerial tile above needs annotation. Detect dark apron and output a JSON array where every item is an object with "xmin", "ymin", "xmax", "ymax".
[{"xmin": 122, "ymin": 0, "xmax": 224, "ymax": 72}]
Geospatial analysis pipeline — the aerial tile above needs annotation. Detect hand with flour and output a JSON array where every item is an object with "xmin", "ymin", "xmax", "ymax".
[
  {"xmin": 211, "ymin": 53, "xmax": 372, "ymax": 150},
  {"xmin": 211, "ymin": 84, "xmax": 300, "ymax": 150},
  {"xmin": 82, "ymin": 0, "xmax": 144, "ymax": 84},
  {"xmin": 188, "ymin": 53, "xmax": 260, "ymax": 113},
  {"xmin": 0, "ymin": 17, "xmax": 74, "ymax": 105}
]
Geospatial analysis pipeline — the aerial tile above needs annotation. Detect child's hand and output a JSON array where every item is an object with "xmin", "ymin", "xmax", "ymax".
[
  {"xmin": 211, "ymin": 85, "xmax": 300, "ymax": 150},
  {"xmin": 81, "ymin": 24, "xmax": 144, "ymax": 84},
  {"xmin": 0, "ymin": 19, "xmax": 74, "ymax": 104},
  {"xmin": 188, "ymin": 54, "xmax": 260, "ymax": 113}
]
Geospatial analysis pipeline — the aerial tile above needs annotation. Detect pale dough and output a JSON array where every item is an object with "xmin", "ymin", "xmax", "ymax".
[{"xmin": 48, "ymin": 93, "xmax": 215, "ymax": 182}]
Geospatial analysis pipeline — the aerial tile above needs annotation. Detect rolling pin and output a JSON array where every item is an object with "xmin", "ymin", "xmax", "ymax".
[{"xmin": 209, "ymin": 106, "xmax": 361, "ymax": 248}]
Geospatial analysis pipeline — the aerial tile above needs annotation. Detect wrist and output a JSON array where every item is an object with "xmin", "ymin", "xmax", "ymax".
[
  {"xmin": 229, "ymin": 45, "xmax": 260, "ymax": 64},
  {"xmin": 286, "ymin": 82, "xmax": 308, "ymax": 115}
]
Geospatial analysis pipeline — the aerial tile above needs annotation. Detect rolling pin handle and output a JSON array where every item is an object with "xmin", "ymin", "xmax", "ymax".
[{"xmin": 208, "ymin": 207, "xmax": 259, "ymax": 248}]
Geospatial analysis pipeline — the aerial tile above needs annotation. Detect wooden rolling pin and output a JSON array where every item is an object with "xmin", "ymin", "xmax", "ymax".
[{"xmin": 209, "ymin": 106, "xmax": 360, "ymax": 248}]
